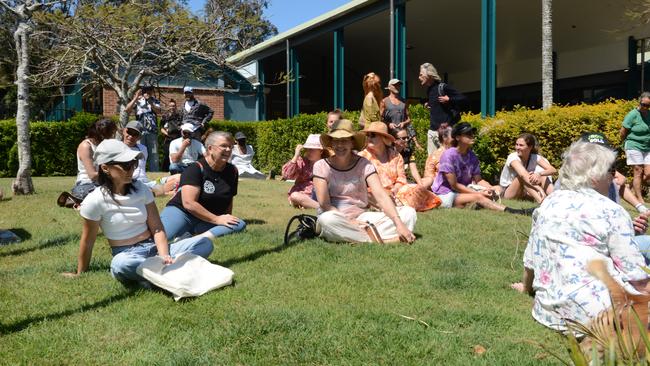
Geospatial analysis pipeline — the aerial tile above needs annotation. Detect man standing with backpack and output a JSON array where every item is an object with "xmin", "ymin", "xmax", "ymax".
[{"xmin": 419, "ymin": 63, "xmax": 466, "ymax": 155}]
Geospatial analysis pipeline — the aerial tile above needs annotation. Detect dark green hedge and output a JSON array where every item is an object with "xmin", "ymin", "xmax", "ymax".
[{"xmin": 0, "ymin": 100, "xmax": 638, "ymax": 183}]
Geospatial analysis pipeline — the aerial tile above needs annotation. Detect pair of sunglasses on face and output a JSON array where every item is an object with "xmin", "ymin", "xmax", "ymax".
[
  {"xmin": 641, "ymin": 103, "xmax": 650, "ymax": 109},
  {"xmin": 108, "ymin": 160, "xmax": 138, "ymax": 171}
]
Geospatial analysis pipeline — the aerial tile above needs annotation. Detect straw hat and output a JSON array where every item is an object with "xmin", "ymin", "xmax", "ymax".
[
  {"xmin": 303, "ymin": 134, "xmax": 324, "ymax": 150},
  {"xmin": 362, "ymin": 121, "xmax": 395, "ymax": 142},
  {"xmin": 320, "ymin": 119, "xmax": 366, "ymax": 151}
]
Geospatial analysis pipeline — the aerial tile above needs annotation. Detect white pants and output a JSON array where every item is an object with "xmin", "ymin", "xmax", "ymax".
[
  {"xmin": 317, "ymin": 206, "xmax": 417, "ymax": 243},
  {"xmin": 427, "ymin": 129, "xmax": 441, "ymax": 156}
]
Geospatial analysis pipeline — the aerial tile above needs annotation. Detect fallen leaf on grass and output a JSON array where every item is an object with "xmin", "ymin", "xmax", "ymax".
[{"xmin": 473, "ymin": 345, "xmax": 487, "ymax": 356}]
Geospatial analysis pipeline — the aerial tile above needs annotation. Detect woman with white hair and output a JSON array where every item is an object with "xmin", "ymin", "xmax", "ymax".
[{"xmin": 513, "ymin": 140, "xmax": 649, "ymax": 333}]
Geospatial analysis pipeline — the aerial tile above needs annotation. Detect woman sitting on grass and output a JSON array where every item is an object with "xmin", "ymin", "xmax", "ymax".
[
  {"xmin": 512, "ymin": 140, "xmax": 649, "ymax": 333},
  {"xmin": 71, "ymin": 118, "xmax": 117, "ymax": 200},
  {"xmin": 420, "ymin": 126, "xmax": 452, "ymax": 188},
  {"xmin": 63, "ymin": 140, "xmax": 213, "ymax": 286},
  {"xmin": 313, "ymin": 119, "xmax": 416, "ymax": 244},
  {"xmin": 499, "ymin": 133, "xmax": 556, "ymax": 203},
  {"xmin": 431, "ymin": 122, "xmax": 532, "ymax": 215},
  {"xmin": 358, "ymin": 122, "xmax": 440, "ymax": 211},
  {"xmin": 282, "ymin": 134, "xmax": 328, "ymax": 209}
]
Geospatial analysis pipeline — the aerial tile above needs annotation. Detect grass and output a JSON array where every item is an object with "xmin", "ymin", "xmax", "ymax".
[{"xmin": 0, "ymin": 176, "xmax": 568, "ymax": 365}]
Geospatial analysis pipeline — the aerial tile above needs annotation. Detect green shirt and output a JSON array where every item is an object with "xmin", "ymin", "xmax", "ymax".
[{"xmin": 623, "ymin": 108, "xmax": 650, "ymax": 152}]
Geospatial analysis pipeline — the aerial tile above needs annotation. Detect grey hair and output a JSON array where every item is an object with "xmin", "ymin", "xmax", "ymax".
[
  {"xmin": 420, "ymin": 63, "xmax": 442, "ymax": 82},
  {"xmin": 558, "ymin": 141, "xmax": 615, "ymax": 190},
  {"xmin": 205, "ymin": 131, "xmax": 234, "ymax": 148},
  {"xmin": 640, "ymin": 92, "xmax": 650, "ymax": 103}
]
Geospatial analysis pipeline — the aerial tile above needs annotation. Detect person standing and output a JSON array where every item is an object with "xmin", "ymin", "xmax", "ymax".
[
  {"xmin": 381, "ymin": 79, "xmax": 423, "ymax": 150},
  {"xmin": 161, "ymin": 99, "xmax": 183, "ymax": 172},
  {"xmin": 181, "ymin": 86, "xmax": 214, "ymax": 139},
  {"xmin": 418, "ymin": 63, "xmax": 466, "ymax": 155},
  {"xmin": 621, "ymin": 92, "xmax": 650, "ymax": 202},
  {"xmin": 358, "ymin": 72, "xmax": 383, "ymax": 130},
  {"xmin": 125, "ymin": 85, "xmax": 161, "ymax": 172}
]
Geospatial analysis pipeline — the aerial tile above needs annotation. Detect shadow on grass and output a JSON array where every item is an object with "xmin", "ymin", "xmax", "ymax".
[
  {"xmin": 7, "ymin": 228, "xmax": 31, "ymax": 241},
  {"xmin": 0, "ymin": 291, "xmax": 137, "ymax": 335},
  {"xmin": 218, "ymin": 239, "xmax": 301, "ymax": 268},
  {"xmin": 0, "ymin": 234, "xmax": 76, "ymax": 258},
  {"xmin": 241, "ymin": 218, "xmax": 266, "ymax": 225}
]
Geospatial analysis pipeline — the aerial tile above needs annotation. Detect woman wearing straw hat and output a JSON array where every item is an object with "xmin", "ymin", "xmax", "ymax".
[
  {"xmin": 313, "ymin": 120, "xmax": 417, "ymax": 244},
  {"xmin": 63, "ymin": 140, "xmax": 213, "ymax": 286},
  {"xmin": 281, "ymin": 134, "xmax": 329, "ymax": 209},
  {"xmin": 359, "ymin": 122, "xmax": 440, "ymax": 211}
]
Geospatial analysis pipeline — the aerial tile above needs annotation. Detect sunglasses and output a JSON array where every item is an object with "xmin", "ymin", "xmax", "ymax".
[
  {"xmin": 641, "ymin": 103, "xmax": 650, "ymax": 108},
  {"xmin": 367, "ymin": 132, "xmax": 381, "ymax": 138},
  {"xmin": 108, "ymin": 159, "xmax": 138, "ymax": 171},
  {"xmin": 397, "ymin": 136, "xmax": 410, "ymax": 141},
  {"xmin": 126, "ymin": 129, "xmax": 140, "ymax": 138}
]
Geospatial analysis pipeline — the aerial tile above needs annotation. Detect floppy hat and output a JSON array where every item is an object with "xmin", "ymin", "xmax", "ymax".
[
  {"xmin": 362, "ymin": 121, "xmax": 395, "ymax": 142},
  {"xmin": 303, "ymin": 134, "xmax": 323, "ymax": 150},
  {"xmin": 320, "ymin": 119, "xmax": 366, "ymax": 151},
  {"xmin": 183, "ymin": 86, "xmax": 194, "ymax": 93},
  {"xmin": 234, "ymin": 131, "xmax": 246, "ymax": 140},
  {"xmin": 94, "ymin": 139, "xmax": 143, "ymax": 165},
  {"xmin": 125, "ymin": 120, "xmax": 142, "ymax": 134},
  {"xmin": 451, "ymin": 122, "xmax": 477, "ymax": 138},
  {"xmin": 180, "ymin": 123, "xmax": 197, "ymax": 133}
]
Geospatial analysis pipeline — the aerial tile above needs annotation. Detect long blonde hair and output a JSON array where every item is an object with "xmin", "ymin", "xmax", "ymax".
[{"xmin": 362, "ymin": 72, "xmax": 383, "ymax": 108}]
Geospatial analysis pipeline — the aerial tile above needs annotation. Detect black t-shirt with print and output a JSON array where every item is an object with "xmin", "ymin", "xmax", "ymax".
[{"xmin": 167, "ymin": 158, "xmax": 238, "ymax": 216}]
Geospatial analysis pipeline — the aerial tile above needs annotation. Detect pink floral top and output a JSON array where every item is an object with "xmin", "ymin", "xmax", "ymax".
[
  {"xmin": 282, "ymin": 157, "xmax": 315, "ymax": 196},
  {"xmin": 358, "ymin": 148, "xmax": 407, "ymax": 194},
  {"xmin": 523, "ymin": 188, "xmax": 648, "ymax": 332}
]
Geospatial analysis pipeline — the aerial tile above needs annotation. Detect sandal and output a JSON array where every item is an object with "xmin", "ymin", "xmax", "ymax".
[{"xmin": 57, "ymin": 192, "xmax": 82, "ymax": 209}]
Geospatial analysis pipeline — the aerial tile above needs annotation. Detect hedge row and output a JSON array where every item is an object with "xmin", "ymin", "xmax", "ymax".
[{"xmin": 0, "ymin": 99, "xmax": 638, "ymax": 182}]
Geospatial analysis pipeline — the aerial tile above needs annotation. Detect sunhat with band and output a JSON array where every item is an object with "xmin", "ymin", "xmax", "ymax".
[
  {"xmin": 94, "ymin": 139, "xmax": 143, "ymax": 165},
  {"xmin": 320, "ymin": 119, "xmax": 366, "ymax": 151},
  {"xmin": 362, "ymin": 121, "xmax": 395, "ymax": 143},
  {"xmin": 303, "ymin": 134, "xmax": 324, "ymax": 150}
]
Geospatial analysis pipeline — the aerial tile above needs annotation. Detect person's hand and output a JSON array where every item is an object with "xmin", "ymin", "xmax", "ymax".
[
  {"xmin": 438, "ymin": 95, "xmax": 450, "ymax": 104},
  {"xmin": 160, "ymin": 254, "xmax": 174, "ymax": 265},
  {"xmin": 136, "ymin": 89, "xmax": 142, "ymax": 97},
  {"xmin": 633, "ymin": 213, "xmax": 649, "ymax": 235},
  {"xmin": 424, "ymin": 102, "xmax": 430, "ymax": 109},
  {"xmin": 510, "ymin": 282, "xmax": 525, "ymax": 293},
  {"xmin": 389, "ymin": 123, "xmax": 397, "ymax": 130},
  {"xmin": 399, "ymin": 122, "xmax": 406, "ymax": 129},
  {"xmin": 214, "ymin": 214, "xmax": 240, "ymax": 228},
  {"xmin": 529, "ymin": 172, "xmax": 541, "ymax": 185},
  {"xmin": 396, "ymin": 222, "xmax": 415, "ymax": 244},
  {"xmin": 61, "ymin": 272, "xmax": 79, "ymax": 278},
  {"xmin": 294, "ymin": 144, "xmax": 303, "ymax": 158},
  {"xmin": 181, "ymin": 138, "xmax": 192, "ymax": 148},
  {"xmin": 480, "ymin": 190, "xmax": 493, "ymax": 198}
]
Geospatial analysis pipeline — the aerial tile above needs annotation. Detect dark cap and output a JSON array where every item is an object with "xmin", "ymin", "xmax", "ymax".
[
  {"xmin": 125, "ymin": 120, "xmax": 142, "ymax": 133},
  {"xmin": 235, "ymin": 131, "xmax": 246, "ymax": 140},
  {"xmin": 580, "ymin": 132, "xmax": 612, "ymax": 149},
  {"xmin": 451, "ymin": 122, "xmax": 476, "ymax": 138}
]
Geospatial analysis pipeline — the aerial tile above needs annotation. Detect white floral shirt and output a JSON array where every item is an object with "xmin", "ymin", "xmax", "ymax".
[{"xmin": 523, "ymin": 188, "xmax": 648, "ymax": 332}]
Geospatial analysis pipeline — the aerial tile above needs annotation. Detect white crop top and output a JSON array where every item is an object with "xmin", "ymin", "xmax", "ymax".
[{"xmin": 79, "ymin": 180, "xmax": 154, "ymax": 241}]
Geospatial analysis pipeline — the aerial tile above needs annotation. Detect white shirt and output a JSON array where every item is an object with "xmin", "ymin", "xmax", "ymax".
[
  {"xmin": 130, "ymin": 143, "xmax": 148, "ymax": 182},
  {"xmin": 79, "ymin": 180, "xmax": 154, "ymax": 241},
  {"xmin": 75, "ymin": 139, "xmax": 96, "ymax": 184},
  {"xmin": 169, "ymin": 137, "xmax": 206, "ymax": 165},
  {"xmin": 229, "ymin": 144, "xmax": 263, "ymax": 175},
  {"xmin": 499, "ymin": 152, "xmax": 549, "ymax": 187}
]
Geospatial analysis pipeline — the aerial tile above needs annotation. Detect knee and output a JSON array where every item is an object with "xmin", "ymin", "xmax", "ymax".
[
  {"xmin": 234, "ymin": 219, "xmax": 247, "ymax": 232},
  {"xmin": 317, "ymin": 211, "xmax": 339, "ymax": 228},
  {"xmin": 289, "ymin": 192, "xmax": 302, "ymax": 203},
  {"xmin": 110, "ymin": 255, "xmax": 141, "ymax": 282},
  {"xmin": 194, "ymin": 237, "xmax": 214, "ymax": 258}
]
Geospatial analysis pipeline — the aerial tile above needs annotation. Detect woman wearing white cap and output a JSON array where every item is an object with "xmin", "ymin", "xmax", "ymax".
[
  {"xmin": 313, "ymin": 120, "xmax": 416, "ymax": 244},
  {"xmin": 63, "ymin": 140, "xmax": 213, "ymax": 286},
  {"xmin": 281, "ymin": 134, "xmax": 329, "ymax": 209}
]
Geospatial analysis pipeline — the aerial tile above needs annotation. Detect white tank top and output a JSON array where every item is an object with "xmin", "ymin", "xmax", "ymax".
[{"xmin": 76, "ymin": 139, "xmax": 97, "ymax": 184}]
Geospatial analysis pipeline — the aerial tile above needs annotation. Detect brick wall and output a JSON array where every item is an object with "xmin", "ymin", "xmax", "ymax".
[{"xmin": 101, "ymin": 87, "xmax": 225, "ymax": 120}]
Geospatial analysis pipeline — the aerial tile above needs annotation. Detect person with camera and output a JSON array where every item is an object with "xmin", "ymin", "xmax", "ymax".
[
  {"xmin": 168, "ymin": 123, "xmax": 206, "ymax": 174},
  {"xmin": 418, "ymin": 63, "xmax": 466, "ymax": 155},
  {"xmin": 181, "ymin": 86, "xmax": 214, "ymax": 139},
  {"xmin": 126, "ymin": 85, "xmax": 161, "ymax": 172}
]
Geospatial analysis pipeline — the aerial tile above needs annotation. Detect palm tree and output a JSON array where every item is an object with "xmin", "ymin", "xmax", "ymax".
[{"xmin": 542, "ymin": 0, "xmax": 553, "ymax": 111}]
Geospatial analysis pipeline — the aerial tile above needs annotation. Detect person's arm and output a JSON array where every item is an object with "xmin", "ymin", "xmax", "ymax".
[
  {"xmin": 620, "ymin": 126, "xmax": 629, "ymax": 142},
  {"xmin": 409, "ymin": 161, "xmax": 422, "ymax": 185},
  {"xmin": 445, "ymin": 172, "xmax": 475, "ymax": 194},
  {"xmin": 148, "ymin": 98, "xmax": 161, "ymax": 115},
  {"xmin": 125, "ymin": 90, "xmax": 141, "ymax": 113},
  {"xmin": 367, "ymin": 173, "xmax": 415, "ymax": 243},
  {"xmin": 77, "ymin": 141, "xmax": 98, "ymax": 181},
  {"xmin": 607, "ymin": 208, "xmax": 649, "ymax": 282},
  {"xmin": 400, "ymin": 103, "xmax": 411, "ymax": 128},
  {"xmin": 282, "ymin": 145, "xmax": 303, "ymax": 180},
  {"xmin": 170, "ymin": 139, "xmax": 190, "ymax": 163},
  {"xmin": 62, "ymin": 218, "xmax": 100, "ymax": 277},
  {"xmin": 180, "ymin": 185, "xmax": 240, "ymax": 228},
  {"xmin": 145, "ymin": 202, "xmax": 173, "ymax": 263},
  {"xmin": 392, "ymin": 154, "xmax": 407, "ymax": 194},
  {"xmin": 529, "ymin": 158, "xmax": 557, "ymax": 185},
  {"xmin": 201, "ymin": 104, "xmax": 214, "ymax": 126},
  {"xmin": 509, "ymin": 159, "xmax": 539, "ymax": 188}
]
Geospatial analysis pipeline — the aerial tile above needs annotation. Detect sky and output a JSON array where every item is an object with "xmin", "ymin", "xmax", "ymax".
[{"xmin": 187, "ymin": 0, "xmax": 351, "ymax": 33}]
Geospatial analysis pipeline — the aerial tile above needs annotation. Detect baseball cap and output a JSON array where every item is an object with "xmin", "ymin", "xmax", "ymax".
[
  {"xmin": 580, "ymin": 132, "xmax": 612, "ymax": 149},
  {"xmin": 451, "ymin": 122, "xmax": 476, "ymax": 138},
  {"xmin": 94, "ymin": 139, "xmax": 142, "ymax": 165},
  {"xmin": 235, "ymin": 132, "xmax": 246, "ymax": 140},
  {"xmin": 181, "ymin": 123, "xmax": 198, "ymax": 133},
  {"xmin": 183, "ymin": 86, "xmax": 194, "ymax": 93},
  {"xmin": 125, "ymin": 120, "xmax": 142, "ymax": 134}
]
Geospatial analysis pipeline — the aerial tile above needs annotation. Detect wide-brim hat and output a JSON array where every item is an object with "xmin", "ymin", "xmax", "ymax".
[
  {"xmin": 362, "ymin": 121, "xmax": 395, "ymax": 142},
  {"xmin": 94, "ymin": 139, "xmax": 142, "ymax": 165},
  {"xmin": 320, "ymin": 119, "xmax": 366, "ymax": 151},
  {"xmin": 451, "ymin": 122, "xmax": 477, "ymax": 138},
  {"xmin": 303, "ymin": 134, "xmax": 323, "ymax": 150}
]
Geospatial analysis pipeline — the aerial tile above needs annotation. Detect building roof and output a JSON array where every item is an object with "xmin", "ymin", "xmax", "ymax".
[{"xmin": 226, "ymin": 0, "xmax": 376, "ymax": 65}]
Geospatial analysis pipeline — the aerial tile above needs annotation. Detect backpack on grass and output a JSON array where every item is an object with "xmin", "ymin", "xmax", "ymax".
[{"xmin": 283, "ymin": 214, "xmax": 318, "ymax": 245}]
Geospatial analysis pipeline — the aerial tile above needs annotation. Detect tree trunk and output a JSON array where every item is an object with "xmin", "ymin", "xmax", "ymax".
[
  {"xmin": 12, "ymin": 21, "xmax": 34, "ymax": 195},
  {"xmin": 118, "ymin": 100, "xmax": 129, "ymax": 130},
  {"xmin": 541, "ymin": 0, "xmax": 553, "ymax": 111}
]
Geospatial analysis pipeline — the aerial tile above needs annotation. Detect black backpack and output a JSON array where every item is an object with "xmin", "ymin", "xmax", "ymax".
[
  {"xmin": 438, "ymin": 82, "xmax": 461, "ymax": 124},
  {"xmin": 283, "ymin": 214, "xmax": 318, "ymax": 245}
]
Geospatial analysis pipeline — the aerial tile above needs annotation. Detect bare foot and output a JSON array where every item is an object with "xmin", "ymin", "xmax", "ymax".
[{"xmin": 510, "ymin": 282, "xmax": 525, "ymax": 293}]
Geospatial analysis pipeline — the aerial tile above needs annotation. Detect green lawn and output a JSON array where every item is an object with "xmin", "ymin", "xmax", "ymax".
[{"xmin": 0, "ymin": 176, "xmax": 568, "ymax": 365}]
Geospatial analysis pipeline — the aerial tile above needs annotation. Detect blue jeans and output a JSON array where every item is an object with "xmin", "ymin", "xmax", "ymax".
[
  {"xmin": 141, "ymin": 132, "xmax": 159, "ymax": 172},
  {"xmin": 110, "ymin": 236, "xmax": 213, "ymax": 285},
  {"xmin": 168, "ymin": 162, "xmax": 188, "ymax": 175},
  {"xmin": 160, "ymin": 205, "xmax": 246, "ymax": 241},
  {"xmin": 634, "ymin": 235, "xmax": 650, "ymax": 265}
]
